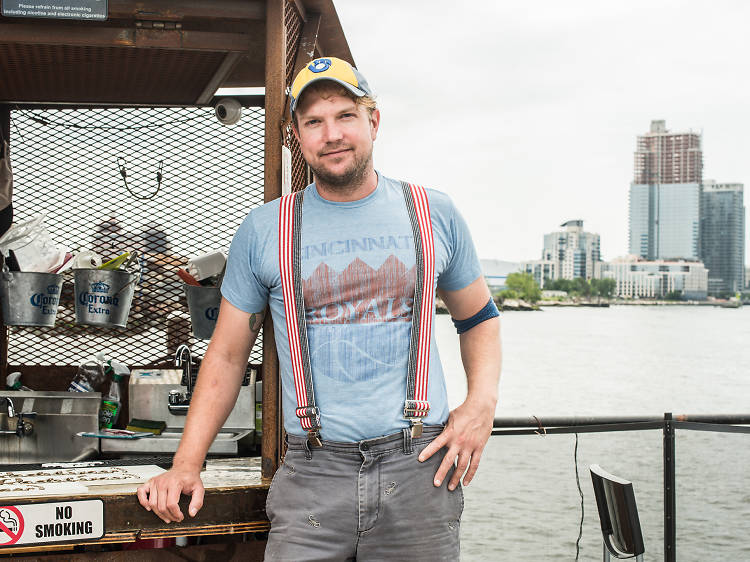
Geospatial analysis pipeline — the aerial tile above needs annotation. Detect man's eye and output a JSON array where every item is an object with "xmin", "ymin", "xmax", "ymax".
[
  {"xmin": 341, "ymin": 113, "xmax": 356, "ymax": 119},
  {"xmin": 305, "ymin": 119, "xmax": 320, "ymax": 126}
]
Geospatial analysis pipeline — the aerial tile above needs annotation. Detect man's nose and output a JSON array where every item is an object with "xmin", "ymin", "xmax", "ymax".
[{"xmin": 321, "ymin": 120, "xmax": 344, "ymax": 143}]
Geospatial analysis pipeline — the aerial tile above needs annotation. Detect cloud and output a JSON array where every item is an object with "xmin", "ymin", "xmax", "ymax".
[{"xmin": 335, "ymin": 0, "xmax": 750, "ymax": 263}]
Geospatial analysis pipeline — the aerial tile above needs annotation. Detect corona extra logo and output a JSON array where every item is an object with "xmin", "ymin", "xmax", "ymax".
[
  {"xmin": 30, "ymin": 293, "xmax": 59, "ymax": 311},
  {"xmin": 90, "ymin": 281, "xmax": 110, "ymax": 293},
  {"xmin": 46, "ymin": 285, "xmax": 60, "ymax": 295},
  {"xmin": 205, "ymin": 307, "xmax": 219, "ymax": 321},
  {"xmin": 79, "ymin": 292, "xmax": 119, "ymax": 307}
]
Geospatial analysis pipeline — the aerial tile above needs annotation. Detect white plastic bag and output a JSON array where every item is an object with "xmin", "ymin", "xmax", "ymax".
[{"xmin": 0, "ymin": 214, "xmax": 68, "ymax": 272}]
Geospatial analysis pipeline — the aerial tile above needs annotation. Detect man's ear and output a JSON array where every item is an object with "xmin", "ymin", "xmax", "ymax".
[{"xmin": 370, "ymin": 108, "xmax": 381, "ymax": 141}]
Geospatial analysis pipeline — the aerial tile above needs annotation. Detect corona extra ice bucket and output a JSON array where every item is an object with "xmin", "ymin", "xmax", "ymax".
[
  {"xmin": 73, "ymin": 269, "xmax": 138, "ymax": 328},
  {"xmin": 0, "ymin": 270, "xmax": 63, "ymax": 326},
  {"xmin": 184, "ymin": 284, "xmax": 221, "ymax": 339}
]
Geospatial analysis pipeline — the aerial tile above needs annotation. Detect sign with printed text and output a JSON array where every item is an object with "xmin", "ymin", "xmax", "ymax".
[
  {"xmin": 1, "ymin": 0, "xmax": 107, "ymax": 20},
  {"xmin": 0, "ymin": 500, "xmax": 104, "ymax": 547}
]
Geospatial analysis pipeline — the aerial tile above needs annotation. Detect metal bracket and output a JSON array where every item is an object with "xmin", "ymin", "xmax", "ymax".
[
  {"xmin": 307, "ymin": 430, "xmax": 322, "ymax": 448},
  {"xmin": 134, "ymin": 21, "xmax": 183, "ymax": 30},
  {"xmin": 410, "ymin": 420, "xmax": 423, "ymax": 438}
]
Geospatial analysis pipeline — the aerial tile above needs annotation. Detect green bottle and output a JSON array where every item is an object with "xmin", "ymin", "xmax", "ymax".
[{"xmin": 99, "ymin": 370, "xmax": 123, "ymax": 429}]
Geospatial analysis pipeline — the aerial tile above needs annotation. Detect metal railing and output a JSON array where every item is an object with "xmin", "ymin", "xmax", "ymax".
[{"xmin": 490, "ymin": 413, "xmax": 750, "ymax": 562}]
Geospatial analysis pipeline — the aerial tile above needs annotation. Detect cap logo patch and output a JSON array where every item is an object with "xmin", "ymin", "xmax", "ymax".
[{"xmin": 308, "ymin": 58, "xmax": 332, "ymax": 73}]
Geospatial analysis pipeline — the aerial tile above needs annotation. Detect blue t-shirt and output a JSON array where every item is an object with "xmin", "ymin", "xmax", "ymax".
[{"xmin": 222, "ymin": 173, "xmax": 482, "ymax": 442}]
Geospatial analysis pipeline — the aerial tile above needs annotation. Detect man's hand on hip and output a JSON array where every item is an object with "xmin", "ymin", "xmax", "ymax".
[
  {"xmin": 418, "ymin": 397, "xmax": 495, "ymax": 491},
  {"xmin": 136, "ymin": 467, "xmax": 205, "ymax": 524}
]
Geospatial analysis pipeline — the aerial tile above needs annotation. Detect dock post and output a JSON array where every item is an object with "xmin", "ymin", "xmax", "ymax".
[
  {"xmin": 262, "ymin": 0, "xmax": 286, "ymax": 481},
  {"xmin": 663, "ymin": 412, "xmax": 676, "ymax": 562}
]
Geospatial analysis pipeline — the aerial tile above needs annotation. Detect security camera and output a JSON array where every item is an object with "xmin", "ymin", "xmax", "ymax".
[{"xmin": 215, "ymin": 98, "xmax": 242, "ymax": 125}]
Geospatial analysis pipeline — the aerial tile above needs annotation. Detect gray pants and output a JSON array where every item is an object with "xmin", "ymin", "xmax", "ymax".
[{"xmin": 264, "ymin": 425, "xmax": 463, "ymax": 561}]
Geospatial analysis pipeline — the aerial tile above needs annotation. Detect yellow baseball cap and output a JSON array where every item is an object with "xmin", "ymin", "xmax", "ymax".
[{"xmin": 290, "ymin": 57, "xmax": 373, "ymax": 114}]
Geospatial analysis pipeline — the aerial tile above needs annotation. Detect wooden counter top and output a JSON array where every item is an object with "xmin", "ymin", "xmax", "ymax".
[{"xmin": 0, "ymin": 458, "xmax": 270, "ymax": 555}]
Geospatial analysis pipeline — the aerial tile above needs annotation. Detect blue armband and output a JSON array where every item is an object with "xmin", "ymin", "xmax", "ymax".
[{"xmin": 451, "ymin": 297, "xmax": 500, "ymax": 334}]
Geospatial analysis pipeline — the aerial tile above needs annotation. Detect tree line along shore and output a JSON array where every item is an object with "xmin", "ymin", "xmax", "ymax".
[{"xmin": 436, "ymin": 273, "xmax": 748, "ymax": 313}]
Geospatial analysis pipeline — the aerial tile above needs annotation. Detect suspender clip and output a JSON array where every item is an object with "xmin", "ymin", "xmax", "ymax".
[
  {"xmin": 404, "ymin": 400, "xmax": 429, "ymax": 438},
  {"xmin": 307, "ymin": 430, "xmax": 323, "ymax": 448},
  {"xmin": 410, "ymin": 420, "xmax": 423, "ymax": 438}
]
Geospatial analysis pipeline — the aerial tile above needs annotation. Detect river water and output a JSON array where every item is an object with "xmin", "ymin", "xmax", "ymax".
[{"xmin": 436, "ymin": 305, "xmax": 750, "ymax": 561}]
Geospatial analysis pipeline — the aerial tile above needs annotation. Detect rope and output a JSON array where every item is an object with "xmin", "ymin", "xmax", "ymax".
[{"xmin": 574, "ymin": 432, "xmax": 584, "ymax": 561}]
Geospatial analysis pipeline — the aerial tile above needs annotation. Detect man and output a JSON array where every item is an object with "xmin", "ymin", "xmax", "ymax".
[{"xmin": 138, "ymin": 57, "xmax": 501, "ymax": 560}]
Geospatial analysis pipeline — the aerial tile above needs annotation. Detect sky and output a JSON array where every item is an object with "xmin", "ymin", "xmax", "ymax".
[{"xmin": 334, "ymin": 0, "xmax": 750, "ymax": 264}]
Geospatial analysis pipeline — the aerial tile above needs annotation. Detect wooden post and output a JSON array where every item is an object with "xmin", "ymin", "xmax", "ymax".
[
  {"xmin": 261, "ymin": 0, "xmax": 285, "ymax": 481},
  {"xmin": 0, "ymin": 105, "xmax": 9, "ymax": 379}
]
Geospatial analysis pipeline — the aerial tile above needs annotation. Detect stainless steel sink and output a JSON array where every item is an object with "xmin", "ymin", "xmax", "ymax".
[
  {"xmin": 0, "ymin": 391, "xmax": 100, "ymax": 464},
  {"xmin": 101, "ymin": 429, "xmax": 253, "ymax": 455}
]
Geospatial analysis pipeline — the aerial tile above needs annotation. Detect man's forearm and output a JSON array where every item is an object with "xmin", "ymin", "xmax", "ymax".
[
  {"xmin": 458, "ymin": 316, "xmax": 502, "ymax": 409},
  {"xmin": 419, "ymin": 315, "xmax": 501, "ymax": 488},
  {"xmin": 171, "ymin": 308, "xmax": 264, "ymax": 471},
  {"xmin": 171, "ymin": 349, "xmax": 248, "ymax": 471}
]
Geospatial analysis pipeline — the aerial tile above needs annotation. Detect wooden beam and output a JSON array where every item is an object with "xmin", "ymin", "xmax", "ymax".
[
  {"xmin": 107, "ymin": 0, "xmax": 266, "ymax": 21},
  {"xmin": 262, "ymin": 0, "xmax": 285, "ymax": 480},
  {"xmin": 290, "ymin": 0, "xmax": 307, "ymax": 22},
  {"xmin": 221, "ymin": 55, "xmax": 266, "ymax": 88},
  {"xmin": 261, "ymin": 314, "xmax": 280, "ymax": 481},
  {"xmin": 102, "ymin": 488, "xmax": 267, "ymax": 531},
  {"xmin": 196, "ymin": 52, "xmax": 243, "ymax": 104},
  {"xmin": 7, "ymin": 532, "xmax": 267, "ymax": 560},
  {"xmin": 0, "ymin": 23, "xmax": 260, "ymax": 53},
  {"xmin": 291, "ymin": 12, "xmax": 321, "ymax": 80},
  {"xmin": 301, "ymin": 0, "xmax": 354, "ymax": 65}
]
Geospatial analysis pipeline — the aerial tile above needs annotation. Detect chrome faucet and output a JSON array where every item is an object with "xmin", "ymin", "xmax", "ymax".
[
  {"xmin": 0, "ymin": 396, "xmax": 15, "ymax": 418},
  {"xmin": 169, "ymin": 344, "xmax": 194, "ymax": 415},
  {"xmin": 0, "ymin": 396, "xmax": 35, "ymax": 437}
]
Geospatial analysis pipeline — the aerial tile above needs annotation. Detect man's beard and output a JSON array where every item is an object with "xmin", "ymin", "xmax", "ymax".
[{"xmin": 310, "ymin": 144, "xmax": 373, "ymax": 192}]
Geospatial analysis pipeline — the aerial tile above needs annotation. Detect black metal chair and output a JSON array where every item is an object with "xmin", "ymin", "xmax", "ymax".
[{"xmin": 590, "ymin": 464, "xmax": 645, "ymax": 562}]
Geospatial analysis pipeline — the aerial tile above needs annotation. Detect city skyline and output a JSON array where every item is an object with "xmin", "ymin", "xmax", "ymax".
[{"xmin": 334, "ymin": 1, "xmax": 750, "ymax": 264}]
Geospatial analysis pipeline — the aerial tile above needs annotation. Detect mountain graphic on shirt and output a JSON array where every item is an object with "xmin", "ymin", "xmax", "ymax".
[{"xmin": 303, "ymin": 255, "xmax": 416, "ymax": 325}]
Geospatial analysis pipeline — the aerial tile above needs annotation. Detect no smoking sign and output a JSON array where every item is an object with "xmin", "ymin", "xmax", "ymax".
[
  {"xmin": 0, "ymin": 500, "xmax": 103, "ymax": 547},
  {"xmin": 0, "ymin": 506, "xmax": 24, "ymax": 545}
]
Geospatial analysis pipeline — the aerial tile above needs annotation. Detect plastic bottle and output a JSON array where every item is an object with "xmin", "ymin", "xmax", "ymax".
[
  {"xmin": 99, "ymin": 369, "xmax": 123, "ymax": 429},
  {"xmin": 68, "ymin": 360, "xmax": 99, "ymax": 393},
  {"xmin": 6, "ymin": 372, "xmax": 31, "ymax": 391}
]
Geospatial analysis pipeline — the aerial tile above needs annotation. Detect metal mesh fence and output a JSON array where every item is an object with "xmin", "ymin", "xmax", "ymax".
[
  {"xmin": 284, "ymin": 0, "xmax": 310, "ymax": 192},
  {"xmin": 8, "ymin": 106, "xmax": 265, "ymax": 367},
  {"xmin": 284, "ymin": 2, "xmax": 303, "ymax": 93}
]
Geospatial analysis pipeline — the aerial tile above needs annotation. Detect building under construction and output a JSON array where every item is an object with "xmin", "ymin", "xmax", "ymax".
[
  {"xmin": 629, "ymin": 120, "xmax": 702, "ymax": 261},
  {"xmin": 633, "ymin": 119, "xmax": 703, "ymax": 185}
]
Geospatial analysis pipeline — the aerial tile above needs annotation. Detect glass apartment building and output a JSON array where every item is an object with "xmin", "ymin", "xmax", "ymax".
[
  {"xmin": 628, "ymin": 182, "xmax": 701, "ymax": 260},
  {"xmin": 701, "ymin": 182, "xmax": 745, "ymax": 295},
  {"xmin": 628, "ymin": 121, "xmax": 702, "ymax": 261},
  {"xmin": 541, "ymin": 220, "xmax": 600, "ymax": 280}
]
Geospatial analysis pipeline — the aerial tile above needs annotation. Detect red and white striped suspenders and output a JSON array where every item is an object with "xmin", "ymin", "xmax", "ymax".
[{"xmin": 279, "ymin": 182, "xmax": 435, "ymax": 445}]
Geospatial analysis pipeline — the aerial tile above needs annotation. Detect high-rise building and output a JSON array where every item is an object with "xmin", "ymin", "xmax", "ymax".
[
  {"xmin": 522, "ymin": 220, "xmax": 600, "ymax": 285},
  {"xmin": 629, "ymin": 120, "xmax": 702, "ymax": 260},
  {"xmin": 700, "ymin": 181, "xmax": 745, "ymax": 296},
  {"xmin": 634, "ymin": 120, "xmax": 702, "ymax": 184}
]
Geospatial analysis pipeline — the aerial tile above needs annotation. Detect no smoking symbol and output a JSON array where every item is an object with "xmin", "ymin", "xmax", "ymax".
[{"xmin": 0, "ymin": 506, "xmax": 24, "ymax": 545}]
